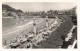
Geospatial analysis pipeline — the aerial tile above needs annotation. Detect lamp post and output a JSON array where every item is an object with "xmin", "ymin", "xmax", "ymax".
[
  {"xmin": 45, "ymin": 16, "xmax": 49, "ymax": 32},
  {"xmin": 33, "ymin": 17, "xmax": 36, "ymax": 36}
]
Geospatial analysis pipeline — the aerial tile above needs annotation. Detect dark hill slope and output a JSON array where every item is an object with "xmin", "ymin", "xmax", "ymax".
[
  {"xmin": 2, "ymin": 4, "xmax": 23, "ymax": 13},
  {"xmin": 2, "ymin": 4, "xmax": 16, "ymax": 12}
]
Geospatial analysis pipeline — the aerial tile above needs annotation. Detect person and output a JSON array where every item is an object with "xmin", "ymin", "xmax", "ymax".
[
  {"xmin": 61, "ymin": 36, "xmax": 71, "ymax": 48},
  {"xmin": 26, "ymin": 43, "xmax": 31, "ymax": 48}
]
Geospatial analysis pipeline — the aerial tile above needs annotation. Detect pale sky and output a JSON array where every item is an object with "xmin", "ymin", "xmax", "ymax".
[{"xmin": 3, "ymin": 2, "xmax": 76, "ymax": 12}]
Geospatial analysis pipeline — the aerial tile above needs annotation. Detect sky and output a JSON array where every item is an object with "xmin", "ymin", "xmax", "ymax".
[{"xmin": 3, "ymin": 2, "xmax": 76, "ymax": 12}]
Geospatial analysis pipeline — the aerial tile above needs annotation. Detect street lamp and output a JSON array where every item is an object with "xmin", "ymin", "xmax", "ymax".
[
  {"xmin": 33, "ymin": 17, "xmax": 36, "ymax": 36},
  {"xmin": 45, "ymin": 16, "xmax": 49, "ymax": 32}
]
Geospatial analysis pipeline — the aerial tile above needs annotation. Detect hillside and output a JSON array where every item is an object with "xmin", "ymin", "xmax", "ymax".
[{"xmin": 2, "ymin": 4, "xmax": 23, "ymax": 13}]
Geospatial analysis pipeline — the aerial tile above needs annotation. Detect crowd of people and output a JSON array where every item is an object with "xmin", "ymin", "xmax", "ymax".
[{"xmin": 3, "ymin": 16, "xmax": 63, "ymax": 48}]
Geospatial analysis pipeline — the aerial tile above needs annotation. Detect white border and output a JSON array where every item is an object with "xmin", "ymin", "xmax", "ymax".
[{"xmin": 0, "ymin": 0, "xmax": 80, "ymax": 51}]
